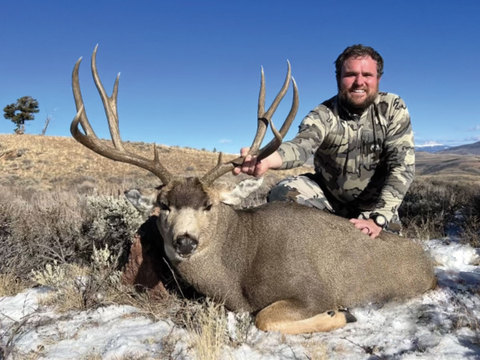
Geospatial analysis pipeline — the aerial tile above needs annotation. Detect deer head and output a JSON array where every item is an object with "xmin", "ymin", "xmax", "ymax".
[{"xmin": 71, "ymin": 46, "xmax": 298, "ymax": 260}]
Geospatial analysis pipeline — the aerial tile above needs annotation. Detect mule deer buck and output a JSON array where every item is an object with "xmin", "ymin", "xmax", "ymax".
[{"xmin": 71, "ymin": 47, "xmax": 436, "ymax": 334}]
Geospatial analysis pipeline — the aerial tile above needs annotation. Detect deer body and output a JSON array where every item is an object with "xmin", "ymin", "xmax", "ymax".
[
  {"xmin": 71, "ymin": 48, "xmax": 435, "ymax": 334},
  {"xmin": 156, "ymin": 185, "xmax": 435, "ymax": 327}
]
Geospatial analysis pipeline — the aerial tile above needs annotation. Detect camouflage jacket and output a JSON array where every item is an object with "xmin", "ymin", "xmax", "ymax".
[{"xmin": 277, "ymin": 92, "xmax": 415, "ymax": 222}]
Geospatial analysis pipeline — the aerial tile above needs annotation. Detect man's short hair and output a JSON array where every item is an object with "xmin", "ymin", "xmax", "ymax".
[{"xmin": 335, "ymin": 44, "xmax": 384, "ymax": 82}]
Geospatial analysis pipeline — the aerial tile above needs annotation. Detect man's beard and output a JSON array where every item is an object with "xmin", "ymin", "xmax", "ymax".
[{"xmin": 338, "ymin": 89, "xmax": 378, "ymax": 114}]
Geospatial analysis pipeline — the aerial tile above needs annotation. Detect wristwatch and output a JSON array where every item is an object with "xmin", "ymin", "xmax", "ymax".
[{"xmin": 369, "ymin": 213, "xmax": 387, "ymax": 229}]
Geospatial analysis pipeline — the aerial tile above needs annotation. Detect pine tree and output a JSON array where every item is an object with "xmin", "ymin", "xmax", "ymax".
[{"xmin": 3, "ymin": 96, "xmax": 40, "ymax": 134}]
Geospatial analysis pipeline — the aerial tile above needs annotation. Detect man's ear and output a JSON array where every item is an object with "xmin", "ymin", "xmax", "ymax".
[
  {"xmin": 124, "ymin": 188, "xmax": 159, "ymax": 215},
  {"xmin": 220, "ymin": 177, "xmax": 264, "ymax": 206}
]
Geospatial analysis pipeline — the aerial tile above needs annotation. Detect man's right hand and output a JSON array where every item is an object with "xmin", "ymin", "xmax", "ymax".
[{"xmin": 232, "ymin": 147, "xmax": 282, "ymax": 177}]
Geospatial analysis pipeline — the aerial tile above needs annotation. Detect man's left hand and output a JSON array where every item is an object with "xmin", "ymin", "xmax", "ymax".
[{"xmin": 349, "ymin": 218, "xmax": 382, "ymax": 239}]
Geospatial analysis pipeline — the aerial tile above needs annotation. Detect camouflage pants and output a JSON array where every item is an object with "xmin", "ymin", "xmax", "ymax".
[
  {"xmin": 267, "ymin": 175, "xmax": 402, "ymax": 232},
  {"xmin": 268, "ymin": 175, "xmax": 335, "ymax": 212}
]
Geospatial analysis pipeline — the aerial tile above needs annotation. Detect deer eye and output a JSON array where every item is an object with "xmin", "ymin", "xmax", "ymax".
[
  {"xmin": 204, "ymin": 203, "xmax": 213, "ymax": 211},
  {"xmin": 159, "ymin": 201, "xmax": 170, "ymax": 212}
]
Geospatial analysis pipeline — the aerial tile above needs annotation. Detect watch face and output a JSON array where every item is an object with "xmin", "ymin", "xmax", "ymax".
[{"xmin": 374, "ymin": 215, "xmax": 387, "ymax": 227}]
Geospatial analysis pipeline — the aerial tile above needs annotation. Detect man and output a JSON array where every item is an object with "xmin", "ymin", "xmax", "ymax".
[{"xmin": 234, "ymin": 44, "xmax": 414, "ymax": 239}]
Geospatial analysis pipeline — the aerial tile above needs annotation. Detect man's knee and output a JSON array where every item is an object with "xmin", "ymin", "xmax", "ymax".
[
  {"xmin": 267, "ymin": 176, "xmax": 333, "ymax": 211},
  {"xmin": 267, "ymin": 182, "xmax": 301, "ymax": 203}
]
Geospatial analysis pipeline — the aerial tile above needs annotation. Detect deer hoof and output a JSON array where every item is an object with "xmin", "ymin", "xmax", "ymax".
[{"xmin": 339, "ymin": 308, "xmax": 357, "ymax": 323}]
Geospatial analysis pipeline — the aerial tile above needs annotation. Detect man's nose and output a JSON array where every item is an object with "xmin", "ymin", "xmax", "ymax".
[{"xmin": 354, "ymin": 75, "xmax": 365, "ymax": 85}]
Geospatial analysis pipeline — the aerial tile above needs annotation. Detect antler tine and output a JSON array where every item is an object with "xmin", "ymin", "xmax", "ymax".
[
  {"xmin": 72, "ymin": 57, "xmax": 96, "ymax": 137},
  {"xmin": 256, "ymin": 76, "xmax": 298, "ymax": 161},
  {"xmin": 91, "ymin": 44, "xmax": 123, "ymax": 151},
  {"xmin": 71, "ymin": 46, "xmax": 173, "ymax": 185},
  {"xmin": 200, "ymin": 63, "xmax": 297, "ymax": 186},
  {"xmin": 199, "ymin": 151, "xmax": 230, "ymax": 186},
  {"xmin": 248, "ymin": 61, "xmax": 291, "ymax": 156}
]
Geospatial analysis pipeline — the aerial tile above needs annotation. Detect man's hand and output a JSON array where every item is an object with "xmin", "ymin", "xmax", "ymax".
[
  {"xmin": 349, "ymin": 218, "xmax": 382, "ymax": 239},
  {"xmin": 232, "ymin": 148, "xmax": 282, "ymax": 177}
]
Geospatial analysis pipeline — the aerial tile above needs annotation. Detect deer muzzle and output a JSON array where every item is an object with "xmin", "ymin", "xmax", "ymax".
[{"xmin": 173, "ymin": 235, "xmax": 198, "ymax": 257}]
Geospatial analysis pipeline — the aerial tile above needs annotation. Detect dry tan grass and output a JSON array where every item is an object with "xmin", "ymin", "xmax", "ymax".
[
  {"xmin": 301, "ymin": 340, "xmax": 329, "ymax": 360},
  {"xmin": 4, "ymin": 134, "xmax": 480, "ymax": 195},
  {"xmin": 416, "ymin": 151, "xmax": 480, "ymax": 182},
  {"xmin": 0, "ymin": 134, "xmax": 312, "ymax": 195},
  {"xmin": 0, "ymin": 274, "xmax": 29, "ymax": 297},
  {"xmin": 184, "ymin": 299, "xmax": 230, "ymax": 360}
]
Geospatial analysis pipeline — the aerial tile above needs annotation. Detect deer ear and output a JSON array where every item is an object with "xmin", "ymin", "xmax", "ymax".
[
  {"xmin": 124, "ymin": 188, "xmax": 159, "ymax": 215},
  {"xmin": 220, "ymin": 177, "xmax": 264, "ymax": 206}
]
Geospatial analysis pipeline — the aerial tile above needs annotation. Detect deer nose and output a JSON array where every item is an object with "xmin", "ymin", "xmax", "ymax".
[{"xmin": 173, "ymin": 235, "xmax": 198, "ymax": 257}]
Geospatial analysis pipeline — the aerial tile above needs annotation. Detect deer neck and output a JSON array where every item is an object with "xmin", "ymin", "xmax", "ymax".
[
  {"xmin": 173, "ymin": 203, "xmax": 258, "ymax": 311},
  {"xmin": 180, "ymin": 203, "xmax": 254, "ymax": 269}
]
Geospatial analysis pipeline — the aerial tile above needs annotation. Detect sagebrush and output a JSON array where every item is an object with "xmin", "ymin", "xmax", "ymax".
[
  {"xmin": 0, "ymin": 186, "xmax": 143, "ymax": 280},
  {"xmin": 400, "ymin": 177, "xmax": 480, "ymax": 242}
]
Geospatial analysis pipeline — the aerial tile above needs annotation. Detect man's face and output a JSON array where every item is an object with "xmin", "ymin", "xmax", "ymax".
[{"xmin": 338, "ymin": 55, "xmax": 380, "ymax": 113}]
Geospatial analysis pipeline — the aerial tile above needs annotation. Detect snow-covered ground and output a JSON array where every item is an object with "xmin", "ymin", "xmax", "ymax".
[{"xmin": 1, "ymin": 238, "xmax": 479, "ymax": 359}]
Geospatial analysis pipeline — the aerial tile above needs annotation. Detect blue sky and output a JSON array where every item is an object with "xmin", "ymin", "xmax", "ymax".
[{"xmin": 1, "ymin": 0, "xmax": 479, "ymax": 153}]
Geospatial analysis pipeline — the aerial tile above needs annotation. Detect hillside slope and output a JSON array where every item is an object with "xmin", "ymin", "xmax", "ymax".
[
  {"xmin": 439, "ymin": 140, "xmax": 480, "ymax": 155},
  {"xmin": 0, "ymin": 134, "xmax": 310, "ymax": 194},
  {"xmin": 415, "ymin": 151, "xmax": 480, "ymax": 182},
  {"xmin": 3, "ymin": 133, "xmax": 480, "ymax": 195}
]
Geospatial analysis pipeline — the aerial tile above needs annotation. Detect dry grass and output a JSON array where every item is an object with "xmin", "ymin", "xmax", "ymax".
[
  {"xmin": 32, "ymin": 248, "xmax": 119, "ymax": 312},
  {"xmin": 184, "ymin": 299, "xmax": 230, "ymax": 360},
  {"xmin": 0, "ymin": 134, "xmax": 311, "ymax": 195},
  {"xmin": 0, "ymin": 134, "xmax": 216, "ymax": 193},
  {"xmin": 416, "ymin": 151, "xmax": 480, "ymax": 180},
  {"xmin": 301, "ymin": 340, "xmax": 329, "ymax": 360},
  {"xmin": 0, "ymin": 274, "xmax": 29, "ymax": 297},
  {"xmin": 399, "ymin": 176, "xmax": 480, "ymax": 241}
]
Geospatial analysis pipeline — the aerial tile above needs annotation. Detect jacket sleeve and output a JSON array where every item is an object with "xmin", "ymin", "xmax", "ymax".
[
  {"xmin": 276, "ymin": 106, "xmax": 329, "ymax": 169},
  {"xmin": 364, "ymin": 97, "xmax": 415, "ymax": 223}
]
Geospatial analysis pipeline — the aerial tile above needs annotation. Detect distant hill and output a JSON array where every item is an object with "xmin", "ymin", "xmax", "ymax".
[
  {"xmin": 438, "ymin": 141, "xmax": 480, "ymax": 155},
  {"xmin": 415, "ymin": 141, "xmax": 480, "ymax": 155},
  {"xmin": 415, "ymin": 144, "xmax": 451, "ymax": 153},
  {"xmin": 415, "ymin": 151, "xmax": 480, "ymax": 181}
]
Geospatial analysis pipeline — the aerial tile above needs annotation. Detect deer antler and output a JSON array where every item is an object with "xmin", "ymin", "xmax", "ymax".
[
  {"xmin": 71, "ymin": 45, "xmax": 173, "ymax": 185},
  {"xmin": 201, "ymin": 62, "xmax": 299, "ymax": 185}
]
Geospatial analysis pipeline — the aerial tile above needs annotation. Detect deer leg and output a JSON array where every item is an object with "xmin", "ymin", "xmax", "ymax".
[{"xmin": 255, "ymin": 300, "xmax": 356, "ymax": 334}]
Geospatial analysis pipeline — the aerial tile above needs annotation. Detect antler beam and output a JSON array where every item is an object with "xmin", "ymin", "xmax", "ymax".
[
  {"xmin": 71, "ymin": 46, "xmax": 173, "ymax": 185},
  {"xmin": 201, "ymin": 62, "xmax": 298, "ymax": 185}
]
